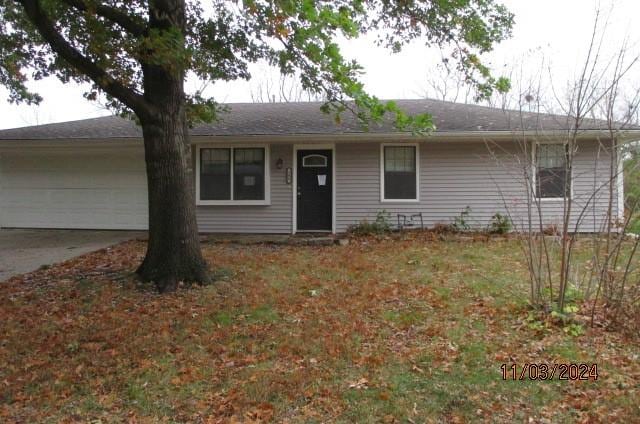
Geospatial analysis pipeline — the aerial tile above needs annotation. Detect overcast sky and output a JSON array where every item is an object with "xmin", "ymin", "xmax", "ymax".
[{"xmin": 1, "ymin": 0, "xmax": 639, "ymax": 129}]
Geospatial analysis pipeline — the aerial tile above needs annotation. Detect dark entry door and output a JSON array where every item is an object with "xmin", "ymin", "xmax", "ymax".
[{"xmin": 297, "ymin": 149, "xmax": 332, "ymax": 231}]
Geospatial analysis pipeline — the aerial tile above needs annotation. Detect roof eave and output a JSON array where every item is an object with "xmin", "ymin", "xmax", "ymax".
[
  {"xmin": 1, "ymin": 128, "xmax": 639, "ymax": 147},
  {"xmin": 190, "ymin": 129, "xmax": 640, "ymax": 143}
]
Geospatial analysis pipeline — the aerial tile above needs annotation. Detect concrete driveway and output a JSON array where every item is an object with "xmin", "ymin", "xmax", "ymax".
[{"xmin": 0, "ymin": 229, "xmax": 147, "ymax": 282}]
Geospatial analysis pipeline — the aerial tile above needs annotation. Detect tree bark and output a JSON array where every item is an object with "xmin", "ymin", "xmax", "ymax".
[
  {"xmin": 136, "ymin": 110, "xmax": 210, "ymax": 293},
  {"xmin": 135, "ymin": 0, "xmax": 209, "ymax": 293},
  {"xmin": 136, "ymin": 102, "xmax": 210, "ymax": 292},
  {"xmin": 18, "ymin": 0, "xmax": 209, "ymax": 293}
]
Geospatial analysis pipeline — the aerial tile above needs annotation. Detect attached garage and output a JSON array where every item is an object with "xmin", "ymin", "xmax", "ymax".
[{"xmin": 0, "ymin": 144, "xmax": 148, "ymax": 230}]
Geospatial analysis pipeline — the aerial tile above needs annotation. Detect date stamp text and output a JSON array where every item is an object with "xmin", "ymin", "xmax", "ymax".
[{"xmin": 501, "ymin": 363, "xmax": 598, "ymax": 381}]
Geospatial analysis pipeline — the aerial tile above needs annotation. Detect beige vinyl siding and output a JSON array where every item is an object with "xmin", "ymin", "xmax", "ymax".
[
  {"xmin": 195, "ymin": 143, "xmax": 293, "ymax": 233},
  {"xmin": 335, "ymin": 140, "xmax": 618, "ymax": 233}
]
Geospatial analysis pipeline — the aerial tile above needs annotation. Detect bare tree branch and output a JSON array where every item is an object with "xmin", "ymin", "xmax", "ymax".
[
  {"xmin": 16, "ymin": 0, "xmax": 150, "ymax": 116},
  {"xmin": 59, "ymin": 0, "xmax": 147, "ymax": 37}
]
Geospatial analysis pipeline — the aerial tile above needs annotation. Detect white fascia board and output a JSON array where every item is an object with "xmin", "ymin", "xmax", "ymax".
[
  {"xmin": 190, "ymin": 129, "xmax": 640, "ymax": 144},
  {"xmin": 2, "ymin": 129, "xmax": 639, "ymax": 149}
]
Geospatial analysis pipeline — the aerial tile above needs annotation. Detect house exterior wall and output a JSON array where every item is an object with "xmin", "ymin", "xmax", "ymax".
[
  {"xmin": 0, "ymin": 139, "xmax": 618, "ymax": 234},
  {"xmin": 335, "ymin": 139, "xmax": 618, "ymax": 233},
  {"xmin": 195, "ymin": 143, "xmax": 293, "ymax": 233}
]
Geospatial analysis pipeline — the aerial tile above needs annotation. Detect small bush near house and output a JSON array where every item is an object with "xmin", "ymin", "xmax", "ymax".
[
  {"xmin": 348, "ymin": 210, "xmax": 392, "ymax": 235},
  {"xmin": 488, "ymin": 213, "xmax": 512, "ymax": 234},
  {"xmin": 450, "ymin": 206, "xmax": 473, "ymax": 232}
]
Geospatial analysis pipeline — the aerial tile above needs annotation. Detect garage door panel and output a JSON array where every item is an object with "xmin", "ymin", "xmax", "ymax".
[
  {"xmin": 4, "ymin": 171, "xmax": 147, "ymax": 190},
  {"xmin": 1, "ymin": 150, "xmax": 149, "ymax": 230}
]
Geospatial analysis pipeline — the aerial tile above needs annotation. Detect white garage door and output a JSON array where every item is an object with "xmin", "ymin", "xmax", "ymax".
[{"xmin": 0, "ymin": 147, "xmax": 148, "ymax": 230}]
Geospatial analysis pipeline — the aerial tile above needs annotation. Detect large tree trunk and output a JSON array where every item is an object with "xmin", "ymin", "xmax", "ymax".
[
  {"xmin": 136, "ymin": 0, "xmax": 209, "ymax": 293},
  {"xmin": 136, "ymin": 110, "xmax": 210, "ymax": 293}
]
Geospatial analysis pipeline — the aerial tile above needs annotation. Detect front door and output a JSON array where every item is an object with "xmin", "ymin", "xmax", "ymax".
[{"xmin": 297, "ymin": 149, "xmax": 332, "ymax": 231}]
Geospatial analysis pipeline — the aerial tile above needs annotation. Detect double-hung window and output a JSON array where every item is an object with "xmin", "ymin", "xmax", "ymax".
[
  {"xmin": 381, "ymin": 144, "xmax": 419, "ymax": 201},
  {"xmin": 197, "ymin": 146, "xmax": 269, "ymax": 205},
  {"xmin": 535, "ymin": 143, "xmax": 570, "ymax": 199}
]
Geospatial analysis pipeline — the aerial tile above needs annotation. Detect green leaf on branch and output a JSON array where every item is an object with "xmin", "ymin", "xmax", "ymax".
[{"xmin": 1, "ymin": 0, "xmax": 514, "ymax": 130}]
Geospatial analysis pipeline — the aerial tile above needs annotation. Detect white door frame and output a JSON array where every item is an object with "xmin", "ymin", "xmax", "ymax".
[{"xmin": 292, "ymin": 143, "xmax": 336, "ymax": 234}]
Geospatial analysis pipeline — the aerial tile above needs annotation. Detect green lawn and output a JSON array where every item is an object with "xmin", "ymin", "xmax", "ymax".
[{"xmin": 0, "ymin": 235, "xmax": 638, "ymax": 422}]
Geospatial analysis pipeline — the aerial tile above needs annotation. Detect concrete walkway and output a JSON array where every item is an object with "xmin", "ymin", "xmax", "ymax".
[{"xmin": 0, "ymin": 229, "xmax": 146, "ymax": 282}]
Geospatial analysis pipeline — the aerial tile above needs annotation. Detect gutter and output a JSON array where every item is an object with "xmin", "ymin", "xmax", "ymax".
[
  {"xmin": 1, "ymin": 129, "xmax": 639, "ymax": 148},
  {"xmin": 190, "ymin": 129, "xmax": 640, "ymax": 144}
]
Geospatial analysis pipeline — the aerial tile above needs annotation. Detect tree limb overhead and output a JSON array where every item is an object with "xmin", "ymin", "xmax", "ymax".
[
  {"xmin": 59, "ymin": 0, "xmax": 147, "ymax": 37},
  {"xmin": 16, "ymin": 0, "xmax": 150, "ymax": 116}
]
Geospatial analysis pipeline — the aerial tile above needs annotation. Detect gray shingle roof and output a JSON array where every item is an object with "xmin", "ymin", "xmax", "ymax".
[{"xmin": 0, "ymin": 99, "xmax": 629, "ymax": 141}]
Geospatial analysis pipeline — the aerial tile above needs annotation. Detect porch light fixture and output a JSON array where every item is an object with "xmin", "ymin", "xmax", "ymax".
[{"xmin": 276, "ymin": 158, "xmax": 284, "ymax": 169}]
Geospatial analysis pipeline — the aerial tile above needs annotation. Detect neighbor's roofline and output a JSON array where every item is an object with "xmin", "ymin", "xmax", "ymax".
[{"xmin": 1, "ymin": 129, "xmax": 639, "ymax": 148}]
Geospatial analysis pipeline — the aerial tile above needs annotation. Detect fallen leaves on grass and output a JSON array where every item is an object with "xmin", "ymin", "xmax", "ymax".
[
  {"xmin": 0, "ymin": 235, "xmax": 638, "ymax": 422},
  {"xmin": 348, "ymin": 378, "xmax": 370, "ymax": 390}
]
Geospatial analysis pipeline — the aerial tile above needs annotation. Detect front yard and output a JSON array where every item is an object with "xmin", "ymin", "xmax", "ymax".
[{"xmin": 1, "ymin": 234, "xmax": 638, "ymax": 422}]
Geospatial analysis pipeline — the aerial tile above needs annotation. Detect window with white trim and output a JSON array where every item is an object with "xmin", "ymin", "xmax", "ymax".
[
  {"xmin": 382, "ymin": 145, "xmax": 418, "ymax": 201},
  {"xmin": 199, "ymin": 146, "xmax": 268, "ymax": 203},
  {"xmin": 536, "ymin": 143, "xmax": 570, "ymax": 199},
  {"xmin": 234, "ymin": 148, "xmax": 265, "ymax": 200},
  {"xmin": 200, "ymin": 148, "xmax": 231, "ymax": 200}
]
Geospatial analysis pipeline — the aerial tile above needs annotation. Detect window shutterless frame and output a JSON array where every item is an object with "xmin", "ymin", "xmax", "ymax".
[
  {"xmin": 380, "ymin": 143, "xmax": 420, "ymax": 202},
  {"xmin": 195, "ymin": 144, "xmax": 271, "ymax": 206},
  {"xmin": 532, "ymin": 141, "xmax": 573, "ymax": 201}
]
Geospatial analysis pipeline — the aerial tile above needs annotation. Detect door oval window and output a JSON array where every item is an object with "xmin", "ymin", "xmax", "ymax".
[{"xmin": 302, "ymin": 154, "xmax": 328, "ymax": 167}]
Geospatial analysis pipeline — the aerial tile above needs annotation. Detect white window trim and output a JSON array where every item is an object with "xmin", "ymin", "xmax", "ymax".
[
  {"xmin": 532, "ymin": 141, "xmax": 573, "ymax": 202},
  {"xmin": 380, "ymin": 143, "xmax": 420, "ymax": 203},
  {"xmin": 195, "ymin": 144, "xmax": 271, "ymax": 206}
]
